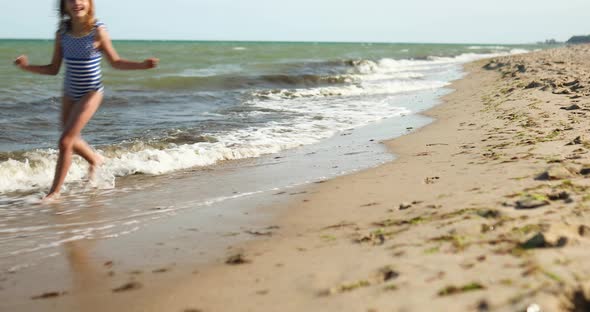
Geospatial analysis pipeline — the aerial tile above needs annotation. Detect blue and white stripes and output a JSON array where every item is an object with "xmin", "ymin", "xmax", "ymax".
[{"xmin": 62, "ymin": 22, "xmax": 105, "ymax": 101}]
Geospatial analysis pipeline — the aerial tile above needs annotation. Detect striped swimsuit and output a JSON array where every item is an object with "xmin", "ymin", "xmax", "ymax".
[{"xmin": 61, "ymin": 21, "xmax": 105, "ymax": 101}]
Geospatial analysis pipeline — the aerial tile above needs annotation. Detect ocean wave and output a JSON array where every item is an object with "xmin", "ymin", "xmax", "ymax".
[
  {"xmin": 0, "ymin": 100, "xmax": 410, "ymax": 194},
  {"xmin": 251, "ymin": 51, "xmax": 524, "ymax": 101},
  {"xmin": 347, "ymin": 50, "xmax": 529, "ymax": 74},
  {"xmin": 129, "ymin": 49, "xmax": 530, "ymax": 93},
  {"xmin": 252, "ymin": 79, "xmax": 448, "ymax": 100},
  {"xmin": 132, "ymin": 72, "xmax": 356, "ymax": 91},
  {"xmin": 0, "ymin": 49, "xmax": 531, "ymax": 195}
]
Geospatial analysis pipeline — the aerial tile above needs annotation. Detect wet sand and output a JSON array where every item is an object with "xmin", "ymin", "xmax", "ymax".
[{"xmin": 5, "ymin": 45, "xmax": 590, "ymax": 311}]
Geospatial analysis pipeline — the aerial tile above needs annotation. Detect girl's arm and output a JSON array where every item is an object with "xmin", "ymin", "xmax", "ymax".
[
  {"xmin": 97, "ymin": 27, "xmax": 159, "ymax": 70},
  {"xmin": 15, "ymin": 32, "xmax": 63, "ymax": 76}
]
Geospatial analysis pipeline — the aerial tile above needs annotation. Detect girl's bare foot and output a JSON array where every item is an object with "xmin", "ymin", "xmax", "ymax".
[
  {"xmin": 88, "ymin": 154, "xmax": 104, "ymax": 182},
  {"xmin": 43, "ymin": 192, "xmax": 61, "ymax": 202}
]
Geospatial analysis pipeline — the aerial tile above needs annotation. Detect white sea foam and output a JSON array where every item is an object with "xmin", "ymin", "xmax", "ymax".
[
  {"xmin": 468, "ymin": 45, "xmax": 509, "ymax": 50},
  {"xmin": 509, "ymin": 48, "xmax": 530, "ymax": 54},
  {"xmin": 0, "ymin": 100, "xmax": 410, "ymax": 194}
]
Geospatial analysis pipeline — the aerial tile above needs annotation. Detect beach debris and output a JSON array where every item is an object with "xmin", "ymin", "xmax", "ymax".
[
  {"xmin": 482, "ymin": 60, "xmax": 507, "ymax": 71},
  {"xmin": 561, "ymin": 287, "xmax": 590, "ymax": 312},
  {"xmin": 31, "ymin": 291, "xmax": 67, "ymax": 300},
  {"xmin": 361, "ymin": 202, "xmax": 380, "ymax": 207},
  {"xmin": 425, "ymin": 176, "xmax": 440, "ymax": 184},
  {"xmin": 430, "ymin": 234, "xmax": 469, "ymax": 251},
  {"xmin": 521, "ymin": 233, "xmax": 548, "ymax": 249},
  {"xmin": 399, "ymin": 202, "xmax": 412, "ymax": 210},
  {"xmin": 226, "ymin": 252, "xmax": 250, "ymax": 265},
  {"xmin": 152, "ymin": 268, "xmax": 170, "ymax": 273},
  {"xmin": 524, "ymin": 81, "xmax": 543, "ymax": 89},
  {"xmin": 375, "ymin": 265, "xmax": 400, "ymax": 282},
  {"xmin": 563, "ymin": 79, "xmax": 580, "ymax": 87},
  {"xmin": 512, "ymin": 224, "xmax": 547, "ymax": 235},
  {"xmin": 112, "ymin": 281, "xmax": 142, "ymax": 293},
  {"xmin": 566, "ymin": 136, "xmax": 583, "ymax": 145},
  {"xmin": 547, "ymin": 191, "xmax": 572, "ymax": 202},
  {"xmin": 183, "ymin": 309, "xmax": 203, "ymax": 312},
  {"xmin": 384, "ymin": 284, "xmax": 399, "ymax": 291},
  {"xmin": 104, "ymin": 261, "xmax": 114, "ymax": 268},
  {"xmin": 579, "ymin": 166, "xmax": 590, "ymax": 175},
  {"xmin": 324, "ymin": 280, "xmax": 371, "ymax": 296},
  {"xmin": 245, "ymin": 230, "xmax": 274, "ymax": 236},
  {"xmin": 520, "ymin": 232, "xmax": 567, "ymax": 249},
  {"xmin": 578, "ymin": 225, "xmax": 590, "ymax": 237},
  {"xmin": 562, "ymin": 104, "xmax": 581, "ymax": 111},
  {"xmin": 437, "ymin": 282, "xmax": 485, "ymax": 297},
  {"xmin": 554, "ymin": 88, "xmax": 572, "ymax": 94},
  {"xmin": 537, "ymin": 165, "xmax": 577, "ymax": 180},
  {"xmin": 321, "ymin": 222, "xmax": 356, "ymax": 230},
  {"xmin": 481, "ymin": 224, "xmax": 495, "ymax": 233},
  {"xmin": 526, "ymin": 304, "xmax": 541, "ymax": 312},
  {"xmin": 355, "ymin": 231, "xmax": 385, "ymax": 245},
  {"xmin": 476, "ymin": 209, "xmax": 501, "ymax": 219},
  {"xmin": 256, "ymin": 290, "xmax": 269, "ymax": 296},
  {"xmin": 515, "ymin": 194, "xmax": 550, "ymax": 209},
  {"xmin": 320, "ymin": 234, "xmax": 337, "ymax": 241},
  {"xmin": 477, "ymin": 300, "xmax": 490, "ymax": 312},
  {"xmin": 323, "ymin": 266, "xmax": 399, "ymax": 296}
]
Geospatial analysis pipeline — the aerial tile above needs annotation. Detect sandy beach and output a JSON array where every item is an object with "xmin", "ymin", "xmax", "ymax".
[
  {"xmin": 5, "ymin": 44, "xmax": 590, "ymax": 311},
  {"xmin": 152, "ymin": 45, "xmax": 590, "ymax": 312}
]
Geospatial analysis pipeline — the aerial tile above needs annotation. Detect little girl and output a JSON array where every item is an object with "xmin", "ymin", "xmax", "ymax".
[{"xmin": 14, "ymin": 0, "xmax": 159, "ymax": 200}]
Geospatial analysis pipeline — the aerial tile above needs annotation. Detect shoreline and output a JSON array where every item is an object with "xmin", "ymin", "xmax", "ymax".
[
  {"xmin": 141, "ymin": 60, "xmax": 499, "ymax": 312},
  {"xmin": 5, "ymin": 45, "xmax": 590, "ymax": 311},
  {"xmin": 144, "ymin": 45, "xmax": 590, "ymax": 311},
  {"xmin": 0, "ymin": 77, "xmax": 446, "ymax": 311}
]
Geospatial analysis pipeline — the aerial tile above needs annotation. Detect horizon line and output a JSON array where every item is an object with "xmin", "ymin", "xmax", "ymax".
[{"xmin": 0, "ymin": 37, "xmax": 543, "ymax": 45}]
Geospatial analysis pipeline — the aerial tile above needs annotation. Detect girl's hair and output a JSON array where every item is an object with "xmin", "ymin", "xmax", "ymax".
[{"xmin": 58, "ymin": 0, "xmax": 96, "ymax": 33}]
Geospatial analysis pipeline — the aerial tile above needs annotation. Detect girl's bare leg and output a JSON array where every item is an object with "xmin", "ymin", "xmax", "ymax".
[
  {"xmin": 45, "ymin": 92, "xmax": 104, "ymax": 199},
  {"xmin": 61, "ymin": 96, "xmax": 104, "ymax": 181}
]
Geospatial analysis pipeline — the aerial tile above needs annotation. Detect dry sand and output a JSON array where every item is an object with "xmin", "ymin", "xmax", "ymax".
[{"xmin": 17, "ymin": 45, "xmax": 590, "ymax": 311}]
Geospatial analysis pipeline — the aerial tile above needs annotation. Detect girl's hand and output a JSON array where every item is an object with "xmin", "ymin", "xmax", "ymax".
[
  {"xmin": 143, "ymin": 58, "xmax": 159, "ymax": 69},
  {"xmin": 14, "ymin": 55, "xmax": 28, "ymax": 69}
]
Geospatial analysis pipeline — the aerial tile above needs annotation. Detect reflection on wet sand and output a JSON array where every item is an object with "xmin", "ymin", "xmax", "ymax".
[{"xmin": 52, "ymin": 200, "xmax": 111, "ymax": 310}]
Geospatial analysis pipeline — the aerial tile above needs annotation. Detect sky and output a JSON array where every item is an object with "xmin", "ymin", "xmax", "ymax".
[{"xmin": 1, "ymin": 0, "xmax": 589, "ymax": 43}]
